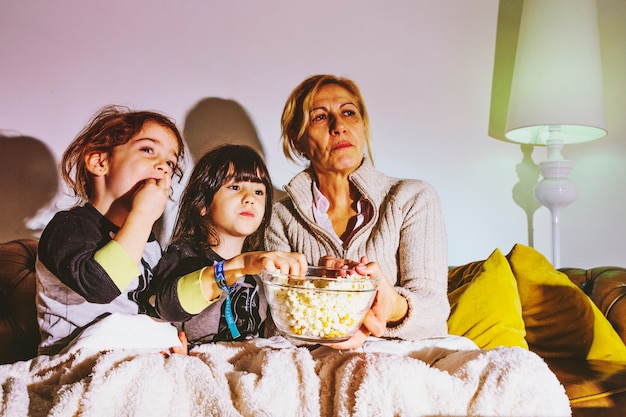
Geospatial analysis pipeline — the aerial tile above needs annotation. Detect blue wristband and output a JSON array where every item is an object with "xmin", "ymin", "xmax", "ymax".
[
  {"xmin": 215, "ymin": 260, "xmax": 228, "ymax": 289},
  {"xmin": 214, "ymin": 261, "xmax": 241, "ymax": 339}
]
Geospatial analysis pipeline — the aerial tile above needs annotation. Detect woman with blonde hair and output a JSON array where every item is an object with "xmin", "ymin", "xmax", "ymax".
[{"xmin": 265, "ymin": 74, "xmax": 449, "ymax": 350}]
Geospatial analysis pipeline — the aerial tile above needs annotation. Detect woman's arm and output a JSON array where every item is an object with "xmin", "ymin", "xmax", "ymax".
[
  {"xmin": 383, "ymin": 181, "xmax": 450, "ymax": 340},
  {"xmin": 329, "ymin": 180, "xmax": 450, "ymax": 348}
]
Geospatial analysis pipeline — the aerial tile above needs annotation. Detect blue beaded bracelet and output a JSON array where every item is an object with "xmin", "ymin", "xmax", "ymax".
[{"xmin": 214, "ymin": 261, "xmax": 241, "ymax": 339}]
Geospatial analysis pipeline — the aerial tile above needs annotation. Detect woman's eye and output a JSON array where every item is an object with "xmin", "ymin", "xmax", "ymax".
[
  {"xmin": 311, "ymin": 113, "xmax": 327, "ymax": 123},
  {"xmin": 140, "ymin": 147, "xmax": 154, "ymax": 154},
  {"xmin": 343, "ymin": 110, "xmax": 356, "ymax": 117}
]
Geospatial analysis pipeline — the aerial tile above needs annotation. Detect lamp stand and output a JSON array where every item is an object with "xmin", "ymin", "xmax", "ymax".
[{"xmin": 533, "ymin": 127, "xmax": 578, "ymax": 269}]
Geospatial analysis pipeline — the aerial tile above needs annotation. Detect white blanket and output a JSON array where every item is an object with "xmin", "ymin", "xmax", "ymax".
[{"xmin": 0, "ymin": 316, "xmax": 571, "ymax": 417}]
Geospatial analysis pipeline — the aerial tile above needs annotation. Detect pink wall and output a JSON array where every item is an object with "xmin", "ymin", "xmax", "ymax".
[{"xmin": 1, "ymin": 0, "xmax": 624, "ymax": 267}]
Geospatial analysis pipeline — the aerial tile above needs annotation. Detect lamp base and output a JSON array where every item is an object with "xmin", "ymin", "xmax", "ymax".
[
  {"xmin": 534, "ymin": 159, "xmax": 578, "ymax": 269},
  {"xmin": 534, "ymin": 160, "xmax": 579, "ymax": 210}
]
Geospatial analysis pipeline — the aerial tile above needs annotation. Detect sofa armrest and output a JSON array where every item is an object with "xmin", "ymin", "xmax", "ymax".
[{"xmin": 560, "ymin": 267, "xmax": 626, "ymax": 346}]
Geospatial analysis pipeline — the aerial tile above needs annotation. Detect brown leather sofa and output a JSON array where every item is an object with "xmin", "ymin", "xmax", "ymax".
[{"xmin": 1, "ymin": 238, "xmax": 625, "ymax": 416}]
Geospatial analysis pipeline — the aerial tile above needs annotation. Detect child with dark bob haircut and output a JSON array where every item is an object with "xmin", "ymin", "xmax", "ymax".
[{"xmin": 150, "ymin": 144, "xmax": 306, "ymax": 345}]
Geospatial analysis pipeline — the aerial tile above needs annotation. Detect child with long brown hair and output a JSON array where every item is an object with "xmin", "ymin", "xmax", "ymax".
[{"xmin": 36, "ymin": 105, "xmax": 186, "ymax": 355}]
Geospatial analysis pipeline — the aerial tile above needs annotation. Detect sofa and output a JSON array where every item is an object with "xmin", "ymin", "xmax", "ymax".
[{"xmin": 1, "ymin": 237, "xmax": 625, "ymax": 416}]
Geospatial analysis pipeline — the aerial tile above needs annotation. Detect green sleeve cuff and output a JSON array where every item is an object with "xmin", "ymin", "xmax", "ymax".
[
  {"xmin": 177, "ymin": 267, "xmax": 221, "ymax": 314},
  {"xmin": 94, "ymin": 240, "xmax": 141, "ymax": 291}
]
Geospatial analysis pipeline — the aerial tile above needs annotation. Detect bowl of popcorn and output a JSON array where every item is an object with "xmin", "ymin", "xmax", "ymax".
[{"xmin": 260, "ymin": 266, "xmax": 380, "ymax": 343}]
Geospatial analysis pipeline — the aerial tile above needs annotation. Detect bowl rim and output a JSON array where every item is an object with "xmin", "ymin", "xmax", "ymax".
[
  {"xmin": 261, "ymin": 265, "xmax": 374, "ymax": 277},
  {"xmin": 259, "ymin": 267, "xmax": 380, "ymax": 291}
]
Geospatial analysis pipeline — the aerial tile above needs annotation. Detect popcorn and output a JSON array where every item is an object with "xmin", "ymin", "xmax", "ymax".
[{"xmin": 263, "ymin": 271, "xmax": 378, "ymax": 342}]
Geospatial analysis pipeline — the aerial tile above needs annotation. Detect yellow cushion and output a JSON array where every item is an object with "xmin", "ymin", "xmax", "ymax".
[
  {"xmin": 507, "ymin": 243, "xmax": 626, "ymax": 361},
  {"xmin": 447, "ymin": 248, "xmax": 528, "ymax": 350}
]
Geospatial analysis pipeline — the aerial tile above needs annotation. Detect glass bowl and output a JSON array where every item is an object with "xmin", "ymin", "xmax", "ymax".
[{"xmin": 259, "ymin": 266, "xmax": 380, "ymax": 343}]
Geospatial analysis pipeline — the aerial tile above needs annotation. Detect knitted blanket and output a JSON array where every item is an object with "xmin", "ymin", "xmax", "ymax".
[{"xmin": 0, "ymin": 317, "xmax": 571, "ymax": 417}]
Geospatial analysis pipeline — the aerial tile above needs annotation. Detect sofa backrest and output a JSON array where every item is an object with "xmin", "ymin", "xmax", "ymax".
[{"xmin": 560, "ymin": 266, "xmax": 626, "ymax": 346}]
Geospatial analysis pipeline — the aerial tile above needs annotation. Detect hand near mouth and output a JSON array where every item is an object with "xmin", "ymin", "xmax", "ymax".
[{"xmin": 130, "ymin": 174, "xmax": 172, "ymax": 223}]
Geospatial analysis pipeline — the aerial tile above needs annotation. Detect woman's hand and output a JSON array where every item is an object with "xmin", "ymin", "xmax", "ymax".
[{"xmin": 321, "ymin": 256, "xmax": 408, "ymax": 350}]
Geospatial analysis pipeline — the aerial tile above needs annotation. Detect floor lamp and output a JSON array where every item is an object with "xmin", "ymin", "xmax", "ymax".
[{"xmin": 504, "ymin": 0, "xmax": 607, "ymax": 269}]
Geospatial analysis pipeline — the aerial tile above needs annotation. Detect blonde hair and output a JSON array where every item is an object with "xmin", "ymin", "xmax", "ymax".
[{"xmin": 280, "ymin": 74, "xmax": 373, "ymax": 164}]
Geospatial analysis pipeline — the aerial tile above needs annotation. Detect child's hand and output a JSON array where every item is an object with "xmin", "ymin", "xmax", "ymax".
[
  {"xmin": 236, "ymin": 251, "xmax": 308, "ymax": 279},
  {"xmin": 161, "ymin": 330, "xmax": 189, "ymax": 357},
  {"xmin": 131, "ymin": 174, "xmax": 172, "ymax": 223}
]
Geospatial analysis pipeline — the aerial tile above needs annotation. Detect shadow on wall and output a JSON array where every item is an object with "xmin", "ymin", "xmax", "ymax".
[
  {"xmin": 0, "ymin": 134, "xmax": 58, "ymax": 242},
  {"xmin": 512, "ymin": 144, "xmax": 542, "ymax": 247},
  {"xmin": 183, "ymin": 97, "xmax": 266, "ymax": 161},
  {"xmin": 488, "ymin": 0, "xmax": 541, "ymax": 247},
  {"xmin": 157, "ymin": 97, "xmax": 286, "ymax": 244}
]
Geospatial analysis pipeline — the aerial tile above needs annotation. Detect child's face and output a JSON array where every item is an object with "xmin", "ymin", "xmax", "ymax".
[
  {"xmin": 103, "ymin": 121, "xmax": 180, "ymax": 202},
  {"xmin": 208, "ymin": 179, "xmax": 267, "ymax": 241}
]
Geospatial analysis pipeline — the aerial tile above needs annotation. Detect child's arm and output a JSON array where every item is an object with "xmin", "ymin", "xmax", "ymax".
[
  {"xmin": 154, "ymin": 250, "xmax": 307, "ymax": 322},
  {"xmin": 39, "ymin": 175, "xmax": 172, "ymax": 303},
  {"xmin": 91, "ymin": 175, "xmax": 172, "ymax": 297},
  {"xmin": 198, "ymin": 251, "xmax": 307, "ymax": 300},
  {"xmin": 37, "ymin": 209, "xmax": 131, "ymax": 303},
  {"xmin": 114, "ymin": 175, "xmax": 172, "ymax": 265}
]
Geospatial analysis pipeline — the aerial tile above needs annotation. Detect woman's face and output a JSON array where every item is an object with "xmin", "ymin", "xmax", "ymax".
[{"xmin": 299, "ymin": 84, "xmax": 366, "ymax": 176}]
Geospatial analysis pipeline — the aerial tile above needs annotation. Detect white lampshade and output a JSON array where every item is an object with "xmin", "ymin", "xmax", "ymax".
[
  {"xmin": 503, "ymin": 0, "xmax": 607, "ymax": 269},
  {"xmin": 505, "ymin": 0, "xmax": 607, "ymax": 145}
]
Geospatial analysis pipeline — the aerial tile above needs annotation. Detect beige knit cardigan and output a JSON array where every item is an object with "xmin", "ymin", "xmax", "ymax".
[{"xmin": 265, "ymin": 159, "xmax": 449, "ymax": 341}]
